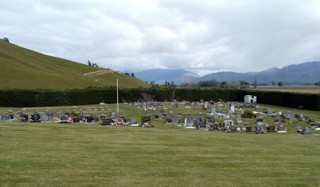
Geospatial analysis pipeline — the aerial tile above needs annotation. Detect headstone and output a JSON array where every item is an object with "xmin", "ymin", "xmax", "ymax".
[
  {"xmin": 169, "ymin": 111, "xmax": 174, "ymax": 118},
  {"xmin": 143, "ymin": 102, "xmax": 147, "ymax": 111},
  {"xmin": 204, "ymin": 102, "xmax": 208, "ymax": 109},
  {"xmin": 166, "ymin": 117, "xmax": 173, "ymax": 124},
  {"xmin": 41, "ymin": 114, "xmax": 49, "ymax": 121},
  {"xmin": 213, "ymin": 114, "xmax": 219, "ymax": 119},
  {"xmin": 255, "ymin": 123, "xmax": 263, "ymax": 134},
  {"xmin": 225, "ymin": 114, "xmax": 231, "ymax": 119},
  {"xmin": 159, "ymin": 109, "xmax": 164, "ymax": 114},
  {"xmin": 211, "ymin": 123, "xmax": 219, "ymax": 131},
  {"xmin": 130, "ymin": 118, "xmax": 138, "ymax": 124},
  {"xmin": 267, "ymin": 125, "xmax": 276, "ymax": 132},
  {"xmin": 211, "ymin": 108, "xmax": 216, "ymax": 115},
  {"xmin": 230, "ymin": 105, "xmax": 235, "ymax": 113},
  {"xmin": 230, "ymin": 125, "xmax": 237, "ymax": 133},
  {"xmin": 183, "ymin": 118, "xmax": 188, "ymax": 127},
  {"xmin": 186, "ymin": 122, "xmax": 194, "ymax": 128},
  {"xmin": 246, "ymin": 126, "xmax": 252, "ymax": 132},
  {"xmin": 301, "ymin": 127, "xmax": 312, "ymax": 135},
  {"xmin": 209, "ymin": 116, "xmax": 215, "ymax": 123},
  {"xmin": 277, "ymin": 123, "xmax": 286, "ymax": 131}
]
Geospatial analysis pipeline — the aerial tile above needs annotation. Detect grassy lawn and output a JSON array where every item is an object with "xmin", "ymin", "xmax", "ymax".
[
  {"xmin": 0, "ymin": 122, "xmax": 320, "ymax": 187},
  {"xmin": 1, "ymin": 103, "xmax": 320, "ymax": 186}
]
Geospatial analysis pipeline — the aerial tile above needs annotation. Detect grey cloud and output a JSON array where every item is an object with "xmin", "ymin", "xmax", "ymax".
[{"xmin": 1, "ymin": 0, "xmax": 320, "ymax": 76}]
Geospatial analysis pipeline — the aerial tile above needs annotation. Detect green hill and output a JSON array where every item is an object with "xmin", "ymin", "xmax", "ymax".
[{"xmin": 0, "ymin": 40, "xmax": 149, "ymax": 89}]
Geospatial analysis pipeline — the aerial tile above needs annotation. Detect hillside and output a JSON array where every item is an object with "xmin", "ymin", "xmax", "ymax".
[{"xmin": 0, "ymin": 40, "xmax": 149, "ymax": 89}]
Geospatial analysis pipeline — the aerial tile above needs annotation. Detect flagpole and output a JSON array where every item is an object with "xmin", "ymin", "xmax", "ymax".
[{"xmin": 117, "ymin": 78, "xmax": 119, "ymax": 113}]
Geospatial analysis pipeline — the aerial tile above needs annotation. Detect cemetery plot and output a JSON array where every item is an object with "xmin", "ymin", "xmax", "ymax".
[{"xmin": 0, "ymin": 101, "xmax": 319, "ymax": 135}]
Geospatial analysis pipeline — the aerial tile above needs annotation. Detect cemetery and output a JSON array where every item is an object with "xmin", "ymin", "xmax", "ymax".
[
  {"xmin": 0, "ymin": 97, "xmax": 320, "ymax": 186},
  {"xmin": 0, "ymin": 95, "xmax": 319, "ymax": 135}
]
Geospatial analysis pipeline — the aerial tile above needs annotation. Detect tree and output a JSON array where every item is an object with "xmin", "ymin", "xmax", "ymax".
[
  {"xmin": 253, "ymin": 78, "xmax": 257, "ymax": 88},
  {"xmin": 171, "ymin": 81, "xmax": 175, "ymax": 87},
  {"xmin": 2, "ymin": 37, "xmax": 9, "ymax": 43},
  {"xmin": 131, "ymin": 73, "xmax": 135, "ymax": 77},
  {"xmin": 198, "ymin": 80, "xmax": 219, "ymax": 88},
  {"xmin": 239, "ymin": 80, "xmax": 249, "ymax": 89},
  {"xmin": 277, "ymin": 81, "xmax": 283, "ymax": 86},
  {"xmin": 271, "ymin": 81, "xmax": 276, "ymax": 86},
  {"xmin": 220, "ymin": 81, "xmax": 227, "ymax": 88},
  {"xmin": 87, "ymin": 60, "xmax": 92, "ymax": 66},
  {"xmin": 315, "ymin": 81, "xmax": 320, "ymax": 86}
]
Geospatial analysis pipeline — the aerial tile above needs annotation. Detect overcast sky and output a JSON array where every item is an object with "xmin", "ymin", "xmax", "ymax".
[{"xmin": 1, "ymin": 0, "xmax": 320, "ymax": 75}]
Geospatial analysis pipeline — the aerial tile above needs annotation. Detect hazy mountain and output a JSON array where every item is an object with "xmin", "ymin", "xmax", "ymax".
[
  {"xmin": 196, "ymin": 61, "xmax": 320, "ymax": 84},
  {"xmin": 136, "ymin": 61, "xmax": 320, "ymax": 85},
  {"xmin": 135, "ymin": 69, "xmax": 199, "ymax": 84}
]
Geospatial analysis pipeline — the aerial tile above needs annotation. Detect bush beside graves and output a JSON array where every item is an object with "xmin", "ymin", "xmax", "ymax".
[
  {"xmin": 0, "ymin": 88, "xmax": 318, "ymax": 110},
  {"xmin": 242, "ymin": 110, "xmax": 255, "ymax": 118}
]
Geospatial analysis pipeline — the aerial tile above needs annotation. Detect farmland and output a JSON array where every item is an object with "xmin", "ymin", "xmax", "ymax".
[
  {"xmin": 253, "ymin": 86, "xmax": 320, "ymax": 94},
  {"xmin": 0, "ymin": 103, "xmax": 320, "ymax": 186}
]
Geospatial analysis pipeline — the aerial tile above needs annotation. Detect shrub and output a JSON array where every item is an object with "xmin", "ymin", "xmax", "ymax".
[{"xmin": 242, "ymin": 110, "xmax": 255, "ymax": 118}]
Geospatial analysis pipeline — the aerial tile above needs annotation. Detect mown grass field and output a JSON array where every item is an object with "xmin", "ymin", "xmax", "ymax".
[
  {"xmin": 1, "ymin": 123, "xmax": 320, "ymax": 187},
  {"xmin": 254, "ymin": 86, "xmax": 320, "ymax": 94},
  {"xmin": 0, "ymin": 103, "xmax": 320, "ymax": 186}
]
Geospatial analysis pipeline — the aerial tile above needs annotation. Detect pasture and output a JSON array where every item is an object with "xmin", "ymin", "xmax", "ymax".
[
  {"xmin": 0, "ymin": 103, "xmax": 320, "ymax": 186},
  {"xmin": 254, "ymin": 86, "xmax": 320, "ymax": 94}
]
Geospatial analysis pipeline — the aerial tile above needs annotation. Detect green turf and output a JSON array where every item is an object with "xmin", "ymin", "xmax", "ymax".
[
  {"xmin": 0, "ymin": 40, "xmax": 149, "ymax": 89},
  {"xmin": 0, "ymin": 123, "xmax": 319, "ymax": 187},
  {"xmin": 0, "ymin": 103, "xmax": 320, "ymax": 186}
]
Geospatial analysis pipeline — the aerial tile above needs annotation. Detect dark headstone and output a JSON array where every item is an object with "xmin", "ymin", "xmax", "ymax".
[
  {"xmin": 230, "ymin": 125, "xmax": 237, "ymax": 133},
  {"xmin": 267, "ymin": 125, "xmax": 276, "ymax": 132},
  {"xmin": 301, "ymin": 127, "xmax": 312, "ymax": 135},
  {"xmin": 246, "ymin": 126, "xmax": 252, "ymax": 132}
]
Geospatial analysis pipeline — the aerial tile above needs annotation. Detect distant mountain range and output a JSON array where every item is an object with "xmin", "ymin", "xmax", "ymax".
[
  {"xmin": 135, "ymin": 69, "xmax": 199, "ymax": 84},
  {"xmin": 198, "ymin": 61, "xmax": 320, "ymax": 84},
  {"xmin": 136, "ymin": 61, "xmax": 320, "ymax": 85}
]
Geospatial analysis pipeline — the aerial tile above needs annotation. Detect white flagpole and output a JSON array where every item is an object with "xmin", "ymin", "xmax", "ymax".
[{"xmin": 117, "ymin": 78, "xmax": 119, "ymax": 113}]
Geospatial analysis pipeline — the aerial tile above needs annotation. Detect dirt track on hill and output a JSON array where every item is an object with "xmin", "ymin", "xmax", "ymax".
[{"xmin": 83, "ymin": 70, "xmax": 114, "ymax": 77}]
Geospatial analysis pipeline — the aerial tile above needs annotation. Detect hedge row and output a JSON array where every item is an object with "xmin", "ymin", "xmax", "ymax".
[{"xmin": 0, "ymin": 88, "xmax": 319, "ymax": 110}]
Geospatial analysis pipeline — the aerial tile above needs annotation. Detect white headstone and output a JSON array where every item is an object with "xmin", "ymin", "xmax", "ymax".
[
  {"xmin": 211, "ymin": 108, "xmax": 216, "ymax": 115},
  {"xmin": 184, "ymin": 118, "xmax": 187, "ymax": 127},
  {"xmin": 231, "ymin": 105, "xmax": 235, "ymax": 113}
]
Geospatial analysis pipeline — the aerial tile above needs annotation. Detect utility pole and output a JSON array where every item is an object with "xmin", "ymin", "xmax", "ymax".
[{"xmin": 117, "ymin": 79, "xmax": 119, "ymax": 113}]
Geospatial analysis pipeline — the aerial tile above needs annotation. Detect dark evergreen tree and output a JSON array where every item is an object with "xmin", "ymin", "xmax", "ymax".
[{"xmin": 2, "ymin": 37, "xmax": 9, "ymax": 43}]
